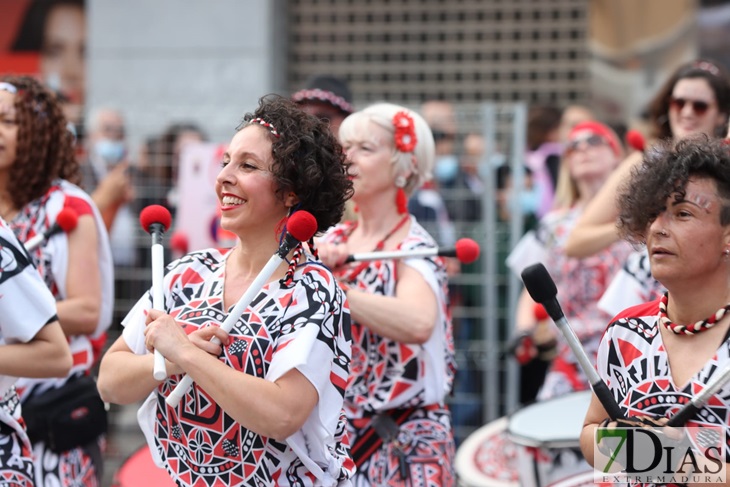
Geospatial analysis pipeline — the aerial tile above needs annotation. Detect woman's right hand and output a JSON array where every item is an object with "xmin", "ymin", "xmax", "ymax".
[
  {"xmin": 189, "ymin": 325, "xmax": 230, "ymax": 356},
  {"xmin": 158, "ymin": 325, "xmax": 230, "ymax": 376},
  {"xmin": 317, "ymin": 241, "xmax": 350, "ymax": 269}
]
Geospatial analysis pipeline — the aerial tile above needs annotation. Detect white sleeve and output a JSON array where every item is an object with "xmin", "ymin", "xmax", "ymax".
[
  {"xmin": 0, "ymin": 228, "xmax": 57, "ymax": 343},
  {"xmin": 121, "ymin": 292, "xmax": 153, "ymax": 355}
]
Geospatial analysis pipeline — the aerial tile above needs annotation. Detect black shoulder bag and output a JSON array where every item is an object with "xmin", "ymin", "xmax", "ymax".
[{"xmin": 22, "ymin": 375, "xmax": 108, "ymax": 453}]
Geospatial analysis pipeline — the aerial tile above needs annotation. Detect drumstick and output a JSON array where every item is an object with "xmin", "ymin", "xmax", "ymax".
[
  {"xmin": 24, "ymin": 208, "xmax": 78, "ymax": 252},
  {"xmin": 521, "ymin": 263, "xmax": 625, "ymax": 420},
  {"xmin": 344, "ymin": 238, "xmax": 480, "ymax": 264},
  {"xmin": 165, "ymin": 210, "xmax": 318, "ymax": 408},
  {"xmin": 140, "ymin": 205, "xmax": 173, "ymax": 381},
  {"xmin": 666, "ymin": 364, "xmax": 730, "ymax": 427}
]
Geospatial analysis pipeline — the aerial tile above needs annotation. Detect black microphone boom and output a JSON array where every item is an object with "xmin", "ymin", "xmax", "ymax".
[
  {"xmin": 520, "ymin": 264, "xmax": 563, "ymax": 322},
  {"xmin": 520, "ymin": 263, "xmax": 625, "ymax": 421}
]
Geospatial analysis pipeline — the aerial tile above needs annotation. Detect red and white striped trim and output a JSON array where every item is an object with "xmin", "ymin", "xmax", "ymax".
[
  {"xmin": 291, "ymin": 88, "xmax": 354, "ymax": 114},
  {"xmin": 249, "ymin": 118, "xmax": 280, "ymax": 138}
]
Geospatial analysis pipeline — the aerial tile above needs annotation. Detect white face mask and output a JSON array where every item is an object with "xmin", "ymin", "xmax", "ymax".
[{"xmin": 94, "ymin": 139, "xmax": 126, "ymax": 165}]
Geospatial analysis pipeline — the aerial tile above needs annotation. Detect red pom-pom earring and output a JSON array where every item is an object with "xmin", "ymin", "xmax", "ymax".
[
  {"xmin": 395, "ymin": 175, "xmax": 408, "ymax": 215},
  {"xmin": 396, "ymin": 188, "xmax": 408, "ymax": 214}
]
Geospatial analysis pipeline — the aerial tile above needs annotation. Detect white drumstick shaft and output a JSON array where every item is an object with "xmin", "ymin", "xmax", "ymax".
[
  {"xmin": 24, "ymin": 233, "xmax": 45, "ymax": 252},
  {"xmin": 694, "ymin": 364, "xmax": 730, "ymax": 405},
  {"xmin": 151, "ymin": 241, "xmax": 167, "ymax": 381},
  {"xmin": 165, "ymin": 252, "xmax": 286, "ymax": 407},
  {"xmin": 349, "ymin": 247, "xmax": 438, "ymax": 261}
]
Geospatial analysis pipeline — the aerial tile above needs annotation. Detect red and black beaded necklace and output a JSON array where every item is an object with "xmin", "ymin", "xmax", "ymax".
[{"xmin": 658, "ymin": 292, "xmax": 730, "ymax": 335}]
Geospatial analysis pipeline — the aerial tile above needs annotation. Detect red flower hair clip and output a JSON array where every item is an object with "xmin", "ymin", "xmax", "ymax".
[{"xmin": 393, "ymin": 111, "xmax": 417, "ymax": 153}]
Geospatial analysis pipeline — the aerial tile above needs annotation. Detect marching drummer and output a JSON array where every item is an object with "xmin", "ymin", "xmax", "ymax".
[
  {"xmin": 98, "ymin": 96, "xmax": 355, "ymax": 486},
  {"xmin": 318, "ymin": 103, "xmax": 457, "ymax": 485},
  {"xmin": 507, "ymin": 121, "xmax": 631, "ymax": 402},
  {"xmin": 580, "ymin": 136, "xmax": 730, "ymax": 480}
]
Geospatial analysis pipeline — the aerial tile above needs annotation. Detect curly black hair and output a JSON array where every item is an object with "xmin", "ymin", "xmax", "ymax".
[
  {"xmin": 617, "ymin": 135, "xmax": 730, "ymax": 244},
  {"xmin": 238, "ymin": 94, "xmax": 353, "ymax": 234},
  {"xmin": 1, "ymin": 75, "xmax": 80, "ymax": 210}
]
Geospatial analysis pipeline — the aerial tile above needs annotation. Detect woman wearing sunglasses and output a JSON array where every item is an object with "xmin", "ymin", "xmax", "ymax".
[
  {"xmin": 564, "ymin": 60, "xmax": 730, "ymax": 315},
  {"xmin": 507, "ymin": 121, "xmax": 632, "ymax": 402}
]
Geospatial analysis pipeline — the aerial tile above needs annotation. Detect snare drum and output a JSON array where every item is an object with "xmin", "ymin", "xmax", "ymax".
[
  {"xmin": 454, "ymin": 416, "xmax": 520, "ymax": 487},
  {"xmin": 507, "ymin": 391, "xmax": 593, "ymax": 487},
  {"xmin": 112, "ymin": 444, "xmax": 176, "ymax": 487}
]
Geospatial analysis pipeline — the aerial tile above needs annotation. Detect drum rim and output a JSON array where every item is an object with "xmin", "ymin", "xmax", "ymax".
[{"xmin": 505, "ymin": 433, "xmax": 581, "ymax": 449}]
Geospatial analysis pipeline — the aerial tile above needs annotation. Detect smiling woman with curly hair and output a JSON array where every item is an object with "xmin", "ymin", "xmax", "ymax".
[
  {"xmin": 0, "ymin": 75, "xmax": 113, "ymax": 487},
  {"xmin": 99, "ymin": 95, "xmax": 355, "ymax": 487}
]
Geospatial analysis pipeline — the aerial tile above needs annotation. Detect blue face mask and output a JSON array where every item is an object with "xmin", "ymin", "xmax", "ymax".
[
  {"xmin": 518, "ymin": 187, "xmax": 541, "ymax": 214},
  {"xmin": 433, "ymin": 155, "xmax": 459, "ymax": 183},
  {"xmin": 476, "ymin": 153, "xmax": 507, "ymax": 179},
  {"xmin": 94, "ymin": 139, "xmax": 126, "ymax": 165}
]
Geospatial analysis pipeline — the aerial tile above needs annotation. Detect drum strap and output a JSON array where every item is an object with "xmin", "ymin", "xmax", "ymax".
[{"xmin": 350, "ymin": 407, "xmax": 415, "ymax": 468}]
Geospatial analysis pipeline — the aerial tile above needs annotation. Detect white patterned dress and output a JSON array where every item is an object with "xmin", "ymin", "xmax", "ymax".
[
  {"xmin": 598, "ymin": 248, "xmax": 666, "ymax": 317},
  {"xmin": 10, "ymin": 179, "xmax": 113, "ymax": 486},
  {"xmin": 0, "ymin": 220, "xmax": 58, "ymax": 487},
  {"xmin": 507, "ymin": 205, "xmax": 633, "ymax": 399},
  {"xmin": 123, "ymin": 248, "xmax": 355, "ymax": 487},
  {"xmin": 321, "ymin": 217, "xmax": 457, "ymax": 487}
]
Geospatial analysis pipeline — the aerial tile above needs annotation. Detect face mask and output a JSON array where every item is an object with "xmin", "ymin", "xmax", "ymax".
[
  {"xmin": 476, "ymin": 153, "xmax": 507, "ymax": 179},
  {"xmin": 518, "ymin": 186, "xmax": 540, "ymax": 214},
  {"xmin": 94, "ymin": 139, "xmax": 125, "ymax": 165},
  {"xmin": 433, "ymin": 154, "xmax": 459, "ymax": 183}
]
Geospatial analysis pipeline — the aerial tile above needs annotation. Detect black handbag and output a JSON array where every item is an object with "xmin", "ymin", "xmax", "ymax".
[{"xmin": 22, "ymin": 375, "xmax": 108, "ymax": 453}]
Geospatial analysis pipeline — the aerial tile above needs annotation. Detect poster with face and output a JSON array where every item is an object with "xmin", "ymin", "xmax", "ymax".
[
  {"xmin": 0, "ymin": 0, "xmax": 86, "ymax": 127},
  {"xmin": 176, "ymin": 142, "xmax": 236, "ymax": 254}
]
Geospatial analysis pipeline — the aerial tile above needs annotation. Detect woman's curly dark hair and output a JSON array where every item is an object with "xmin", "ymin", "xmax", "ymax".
[
  {"xmin": 238, "ymin": 95, "xmax": 353, "ymax": 234},
  {"xmin": 617, "ymin": 135, "xmax": 730, "ymax": 244},
  {"xmin": 646, "ymin": 59, "xmax": 730, "ymax": 140},
  {"xmin": 1, "ymin": 75, "xmax": 80, "ymax": 210}
]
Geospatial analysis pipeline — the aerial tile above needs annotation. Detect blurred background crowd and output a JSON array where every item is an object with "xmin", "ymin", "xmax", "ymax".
[{"xmin": 2, "ymin": 0, "xmax": 730, "ymax": 485}]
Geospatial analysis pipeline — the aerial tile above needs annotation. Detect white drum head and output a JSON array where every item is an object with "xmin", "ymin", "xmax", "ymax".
[{"xmin": 508, "ymin": 391, "xmax": 592, "ymax": 448}]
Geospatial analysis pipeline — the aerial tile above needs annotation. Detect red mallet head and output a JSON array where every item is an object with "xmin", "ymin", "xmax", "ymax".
[
  {"xmin": 454, "ymin": 238, "xmax": 480, "ymax": 264},
  {"xmin": 56, "ymin": 208, "xmax": 79, "ymax": 233},
  {"xmin": 625, "ymin": 129, "xmax": 645, "ymax": 152},
  {"xmin": 140, "ymin": 205, "xmax": 172, "ymax": 234},
  {"xmin": 287, "ymin": 211, "xmax": 318, "ymax": 242},
  {"xmin": 533, "ymin": 302, "xmax": 549, "ymax": 321},
  {"xmin": 170, "ymin": 230, "xmax": 189, "ymax": 255}
]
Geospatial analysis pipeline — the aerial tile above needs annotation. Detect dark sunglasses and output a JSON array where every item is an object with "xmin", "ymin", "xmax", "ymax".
[
  {"xmin": 669, "ymin": 96, "xmax": 711, "ymax": 116},
  {"xmin": 566, "ymin": 133, "xmax": 606, "ymax": 152}
]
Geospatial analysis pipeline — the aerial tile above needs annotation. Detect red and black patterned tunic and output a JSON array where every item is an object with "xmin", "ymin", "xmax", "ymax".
[
  {"xmin": 0, "ymin": 218, "xmax": 58, "ymax": 487},
  {"xmin": 321, "ymin": 217, "xmax": 457, "ymax": 487},
  {"xmin": 598, "ymin": 299, "xmax": 730, "ymax": 486},
  {"xmin": 123, "ymin": 248, "xmax": 355, "ymax": 486}
]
